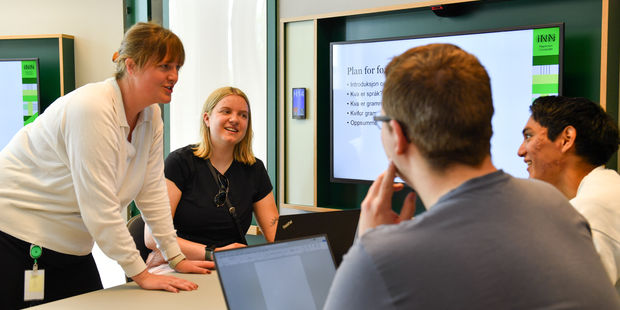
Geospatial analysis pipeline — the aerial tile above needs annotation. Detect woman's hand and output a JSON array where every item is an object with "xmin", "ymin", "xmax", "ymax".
[
  {"xmin": 216, "ymin": 243, "xmax": 246, "ymax": 252},
  {"xmin": 131, "ymin": 269, "xmax": 199, "ymax": 293},
  {"xmin": 174, "ymin": 259, "xmax": 215, "ymax": 273}
]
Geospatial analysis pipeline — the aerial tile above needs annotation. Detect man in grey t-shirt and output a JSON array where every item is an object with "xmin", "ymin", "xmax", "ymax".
[{"xmin": 324, "ymin": 44, "xmax": 620, "ymax": 309}]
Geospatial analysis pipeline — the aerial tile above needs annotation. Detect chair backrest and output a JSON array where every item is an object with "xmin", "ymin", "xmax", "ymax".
[{"xmin": 126, "ymin": 214, "xmax": 150, "ymax": 262}]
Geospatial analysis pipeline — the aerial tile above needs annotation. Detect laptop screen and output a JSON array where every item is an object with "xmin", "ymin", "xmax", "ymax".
[{"xmin": 214, "ymin": 235, "xmax": 336, "ymax": 310}]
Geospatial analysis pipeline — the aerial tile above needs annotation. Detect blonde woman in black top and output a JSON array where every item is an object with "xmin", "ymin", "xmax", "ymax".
[{"xmin": 145, "ymin": 87, "xmax": 278, "ymax": 265}]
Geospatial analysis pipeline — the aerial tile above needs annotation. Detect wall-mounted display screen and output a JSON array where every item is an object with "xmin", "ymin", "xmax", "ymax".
[
  {"xmin": 292, "ymin": 87, "xmax": 306, "ymax": 119},
  {"xmin": 331, "ymin": 24, "xmax": 563, "ymax": 183},
  {"xmin": 0, "ymin": 58, "xmax": 41, "ymax": 150}
]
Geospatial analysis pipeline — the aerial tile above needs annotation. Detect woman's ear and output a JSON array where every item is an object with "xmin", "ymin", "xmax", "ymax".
[
  {"xmin": 125, "ymin": 58, "xmax": 137, "ymax": 75},
  {"xmin": 203, "ymin": 112, "xmax": 210, "ymax": 128}
]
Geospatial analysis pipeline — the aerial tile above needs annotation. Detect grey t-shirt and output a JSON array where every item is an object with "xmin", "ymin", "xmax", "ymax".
[{"xmin": 324, "ymin": 171, "xmax": 620, "ymax": 309}]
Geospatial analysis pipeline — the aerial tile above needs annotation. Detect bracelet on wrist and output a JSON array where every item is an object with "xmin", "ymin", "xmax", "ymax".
[
  {"xmin": 205, "ymin": 245, "xmax": 216, "ymax": 261},
  {"xmin": 168, "ymin": 253, "xmax": 186, "ymax": 269}
]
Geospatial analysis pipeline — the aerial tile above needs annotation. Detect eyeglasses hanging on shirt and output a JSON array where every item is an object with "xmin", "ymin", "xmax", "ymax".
[
  {"xmin": 206, "ymin": 159, "xmax": 248, "ymax": 245},
  {"xmin": 214, "ymin": 173, "xmax": 229, "ymax": 208}
]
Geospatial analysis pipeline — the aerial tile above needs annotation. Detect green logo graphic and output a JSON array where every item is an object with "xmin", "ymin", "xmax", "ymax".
[
  {"xmin": 531, "ymin": 27, "xmax": 560, "ymax": 97},
  {"xmin": 533, "ymin": 28, "xmax": 560, "ymax": 65},
  {"xmin": 22, "ymin": 60, "xmax": 37, "ymax": 79},
  {"xmin": 21, "ymin": 60, "xmax": 39, "ymax": 125}
]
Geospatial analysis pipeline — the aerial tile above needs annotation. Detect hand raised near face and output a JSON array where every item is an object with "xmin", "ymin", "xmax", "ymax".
[{"xmin": 358, "ymin": 162, "xmax": 416, "ymax": 236}]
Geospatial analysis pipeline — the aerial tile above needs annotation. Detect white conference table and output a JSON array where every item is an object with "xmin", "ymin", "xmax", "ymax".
[
  {"xmin": 28, "ymin": 207, "xmax": 327, "ymax": 309},
  {"xmin": 29, "ymin": 272, "xmax": 227, "ymax": 310}
]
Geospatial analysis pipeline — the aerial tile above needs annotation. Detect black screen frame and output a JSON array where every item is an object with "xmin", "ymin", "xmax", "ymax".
[{"xmin": 329, "ymin": 23, "xmax": 564, "ymax": 184}]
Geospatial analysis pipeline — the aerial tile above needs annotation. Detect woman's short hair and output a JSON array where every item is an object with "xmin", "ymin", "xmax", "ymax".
[
  {"xmin": 193, "ymin": 87, "xmax": 256, "ymax": 165},
  {"xmin": 113, "ymin": 22, "xmax": 185, "ymax": 79}
]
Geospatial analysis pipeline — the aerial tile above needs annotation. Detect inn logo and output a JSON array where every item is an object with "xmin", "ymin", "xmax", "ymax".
[{"xmin": 536, "ymin": 34, "xmax": 555, "ymax": 43}]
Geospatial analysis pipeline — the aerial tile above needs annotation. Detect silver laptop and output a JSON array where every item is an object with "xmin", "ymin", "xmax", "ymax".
[{"xmin": 214, "ymin": 235, "xmax": 336, "ymax": 310}]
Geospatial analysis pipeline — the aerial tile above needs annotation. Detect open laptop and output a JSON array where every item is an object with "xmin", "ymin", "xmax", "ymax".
[
  {"xmin": 275, "ymin": 209, "xmax": 360, "ymax": 266},
  {"xmin": 214, "ymin": 235, "xmax": 337, "ymax": 310}
]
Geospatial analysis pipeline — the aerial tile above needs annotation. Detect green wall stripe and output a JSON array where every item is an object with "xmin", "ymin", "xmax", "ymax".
[
  {"xmin": 532, "ymin": 83, "xmax": 559, "ymax": 93},
  {"xmin": 23, "ymin": 102, "xmax": 33, "ymax": 114},
  {"xmin": 162, "ymin": 0, "xmax": 170, "ymax": 158},
  {"xmin": 24, "ymin": 113, "xmax": 38, "ymax": 125},
  {"xmin": 267, "ymin": 0, "xmax": 278, "ymax": 202},
  {"xmin": 533, "ymin": 55, "xmax": 559, "ymax": 65},
  {"xmin": 23, "ymin": 89, "xmax": 38, "ymax": 96},
  {"xmin": 532, "ymin": 74, "xmax": 559, "ymax": 84}
]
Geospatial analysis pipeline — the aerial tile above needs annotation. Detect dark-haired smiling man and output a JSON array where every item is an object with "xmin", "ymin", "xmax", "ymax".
[{"xmin": 518, "ymin": 95, "xmax": 620, "ymax": 294}]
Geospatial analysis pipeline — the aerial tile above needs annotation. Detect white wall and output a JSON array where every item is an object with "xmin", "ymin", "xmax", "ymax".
[
  {"xmin": 0, "ymin": 0, "xmax": 124, "ymax": 87},
  {"xmin": 279, "ymin": 0, "xmax": 429, "ymax": 19},
  {"xmin": 0, "ymin": 0, "xmax": 126, "ymax": 288},
  {"xmin": 168, "ymin": 0, "xmax": 267, "ymax": 166}
]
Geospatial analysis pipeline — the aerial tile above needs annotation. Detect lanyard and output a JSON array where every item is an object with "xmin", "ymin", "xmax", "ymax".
[
  {"xmin": 25, "ymin": 244, "xmax": 45, "ymax": 301},
  {"xmin": 30, "ymin": 244, "xmax": 42, "ymax": 271}
]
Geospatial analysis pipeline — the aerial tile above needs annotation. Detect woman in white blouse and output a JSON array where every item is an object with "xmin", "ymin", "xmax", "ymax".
[{"xmin": 0, "ymin": 22, "xmax": 211, "ymax": 309}]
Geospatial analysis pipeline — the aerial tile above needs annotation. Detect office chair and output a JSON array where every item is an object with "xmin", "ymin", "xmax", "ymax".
[
  {"xmin": 126, "ymin": 214, "xmax": 151, "ymax": 282},
  {"xmin": 127, "ymin": 213, "xmax": 150, "ymax": 262}
]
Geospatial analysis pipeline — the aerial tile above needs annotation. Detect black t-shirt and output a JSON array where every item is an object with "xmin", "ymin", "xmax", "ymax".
[{"xmin": 165, "ymin": 145, "xmax": 272, "ymax": 247}]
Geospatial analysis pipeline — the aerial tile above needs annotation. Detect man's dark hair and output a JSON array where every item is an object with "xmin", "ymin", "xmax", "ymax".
[{"xmin": 530, "ymin": 96, "xmax": 620, "ymax": 166}]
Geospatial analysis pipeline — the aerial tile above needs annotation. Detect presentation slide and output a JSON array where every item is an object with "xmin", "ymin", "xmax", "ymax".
[
  {"xmin": 0, "ymin": 61, "xmax": 25, "ymax": 149},
  {"xmin": 331, "ymin": 26, "xmax": 560, "ymax": 182},
  {"xmin": 0, "ymin": 59, "xmax": 40, "ymax": 150}
]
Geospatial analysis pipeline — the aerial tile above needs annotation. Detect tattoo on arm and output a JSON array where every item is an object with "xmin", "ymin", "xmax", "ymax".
[{"xmin": 270, "ymin": 217, "xmax": 278, "ymax": 227}]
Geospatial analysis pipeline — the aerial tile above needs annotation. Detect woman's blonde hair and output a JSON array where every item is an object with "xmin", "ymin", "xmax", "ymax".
[
  {"xmin": 193, "ymin": 87, "xmax": 256, "ymax": 165},
  {"xmin": 113, "ymin": 22, "xmax": 185, "ymax": 79}
]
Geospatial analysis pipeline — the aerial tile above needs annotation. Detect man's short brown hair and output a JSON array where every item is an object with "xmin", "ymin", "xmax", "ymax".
[{"xmin": 382, "ymin": 43, "xmax": 493, "ymax": 171}]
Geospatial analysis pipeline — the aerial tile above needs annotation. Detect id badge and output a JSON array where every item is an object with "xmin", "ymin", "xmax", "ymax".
[{"xmin": 24, "ymin": 269, "xmax": 45, "ymax": 301}]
